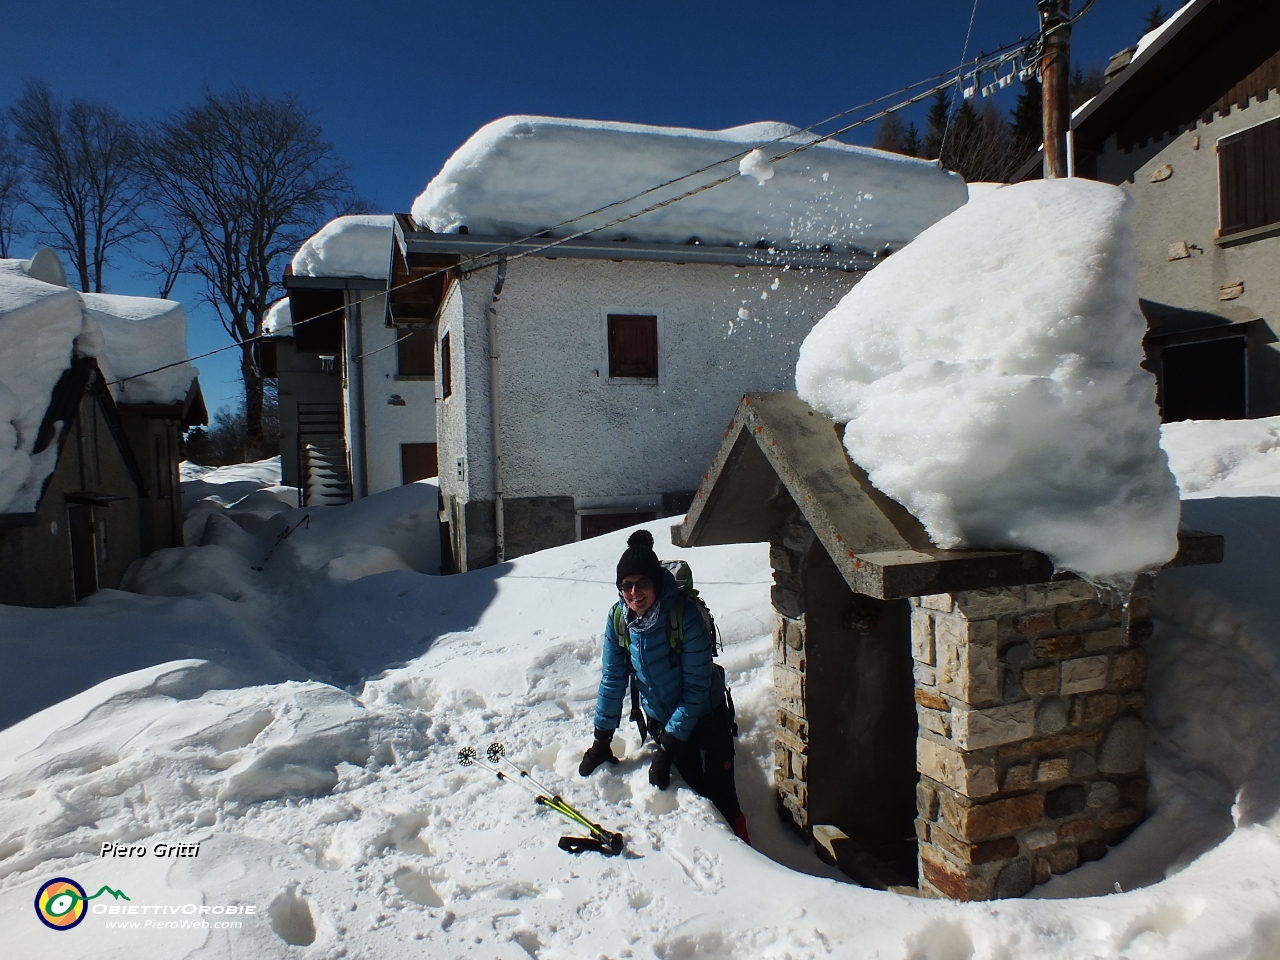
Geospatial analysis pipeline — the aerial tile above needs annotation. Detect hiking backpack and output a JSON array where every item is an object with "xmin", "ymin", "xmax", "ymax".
[{"xmin": 610, "ymin": 560, "xmax": 736, "ymax": 742}]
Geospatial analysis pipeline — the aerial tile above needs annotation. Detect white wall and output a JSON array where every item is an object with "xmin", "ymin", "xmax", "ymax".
[{"xmin": 439, "ymin": 256, "xmax": 857, "ymax": 508}]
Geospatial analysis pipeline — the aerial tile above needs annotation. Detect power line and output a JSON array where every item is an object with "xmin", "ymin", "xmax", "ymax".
[{"xmin": 110, "ymin": 38, "xmax": 1044, "ymax": 392}]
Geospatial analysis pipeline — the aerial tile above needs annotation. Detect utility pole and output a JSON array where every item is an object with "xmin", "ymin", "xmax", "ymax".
[{"xmin": 1038, "ymin": 0, "xmax": 1071, "ymax": 178}]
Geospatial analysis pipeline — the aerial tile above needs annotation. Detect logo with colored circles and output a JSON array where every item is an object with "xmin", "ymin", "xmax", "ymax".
[{"xmin": 34, "ymin": 878, "xmax": 129, "ymax": 931}]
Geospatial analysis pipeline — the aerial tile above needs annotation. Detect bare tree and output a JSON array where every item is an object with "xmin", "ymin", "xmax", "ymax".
[
  {"xmin": 0, "ymin": 120, "xmax": 27, "ymax": 259},
  {"xmin": 143, "ymin": 90, "xmax": 354, "ymax": 457},
  {"xmin": 10, "ymin": 80, "xmax": 147, "ymax": 291},
  {"xmin": 137, "ymin": 220, "xmax": 193, "ymax": 299}
]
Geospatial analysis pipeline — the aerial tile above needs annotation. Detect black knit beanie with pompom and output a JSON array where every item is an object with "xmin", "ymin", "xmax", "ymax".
[{"xmin": 616, "ymin": 529, "xmax": 665, "ymax": 589}]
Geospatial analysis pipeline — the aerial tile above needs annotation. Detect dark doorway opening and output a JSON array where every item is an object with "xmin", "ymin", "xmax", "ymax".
[
  {"xmin": 802, "ymin": 538, "xmax": 918, "ymax": 886},
  {"xmin": 579, "ymin": 511, "xmax": 658, "ymax": 540},
  {"xmin": 67, "ymin": 504, "xmax": 98, "ymax": 600}
]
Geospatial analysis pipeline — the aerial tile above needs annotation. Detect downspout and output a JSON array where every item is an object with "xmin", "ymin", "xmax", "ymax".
[
  {"xmin": 486, "ymin": 258, "xmax": 508, "ymax": 562},
  {"xmin": 351, "ymin": 294, "xmax": 370, "ymax": 498}
]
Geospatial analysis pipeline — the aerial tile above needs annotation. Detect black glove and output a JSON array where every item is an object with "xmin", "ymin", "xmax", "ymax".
[
  {"xmin": 648, "ymin": 731, "xmax": 680, "ymax": 790},
  {"xmin": 579, "ymin": 728, "xmax": 619, "ymax": 776}
]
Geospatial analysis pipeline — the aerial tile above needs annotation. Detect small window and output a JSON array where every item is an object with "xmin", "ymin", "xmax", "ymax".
[
  {"xmin": 1159, "ymin": 337, "xmax": 1247, "ymax": 422},
  {"xmin": 439, "ymin": 331, "xmax": 453, "ymax": 399},
  {"xmin": 1219, "ymin": 117, "xmax": 1280, "ymax": 237},
  {"xmin": 401, "ymin": 443, "xmax": 438, "ymax": 483},
  {"xmin": 607, "ymin": 314, "xmax": 658, "ymax": 379},
  {"xmin": 396, "ymin": 325, "xmax": 435, "ymax": 378},
  {"xmin": 580, "ymin": 511, "xmax": 658, "ymax": 540}
]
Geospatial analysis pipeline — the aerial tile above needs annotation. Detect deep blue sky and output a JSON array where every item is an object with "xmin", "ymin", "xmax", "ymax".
[{"xmin": 2, "ymin": 0, "xmax": 1172, "ymax": 416}]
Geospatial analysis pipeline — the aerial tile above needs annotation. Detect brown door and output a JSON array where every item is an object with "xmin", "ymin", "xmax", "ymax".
[
  {"xmin": 68, "ymin": 504, "xmax": 98, "ymax": 600},
  {"xmin": 401, "ymin": 443, "xmax": 439, "ymax": 483}
]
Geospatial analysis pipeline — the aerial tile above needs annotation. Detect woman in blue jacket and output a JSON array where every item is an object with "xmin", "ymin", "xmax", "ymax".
[{"xmin": 579, "ymin": 530, "xmax": 750, "ymax": 843}]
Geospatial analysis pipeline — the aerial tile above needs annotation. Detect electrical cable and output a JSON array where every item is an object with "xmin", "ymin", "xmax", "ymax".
[
  {"xmin": 941, "ymin": 0, "xmax": 982, "ymax": 164},
  {"xmin": 107, "ymin": 37, "xmax": 1048, "ymax": 392}
]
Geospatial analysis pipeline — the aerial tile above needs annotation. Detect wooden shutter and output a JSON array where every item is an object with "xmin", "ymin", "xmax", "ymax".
[
  {"xmin": 1219, "ymin": 117, "xmax": 1280, "ymax": 236},
  {"xmin": 440, "ymin": 331, "xmax": 453, "ymax": 398},
  {"xmin": 396, "ymin": 325, "xmax": 435, "ymax": 377},
  {"xmin": 401, "ymin": 443, "xmax": 439, "ymax": 483},
  {"xmin": 607, "ymin": 314, "xmax": 658, "ymax": 379}
]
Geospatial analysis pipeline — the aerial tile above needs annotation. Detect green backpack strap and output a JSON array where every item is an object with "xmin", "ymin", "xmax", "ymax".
[{"xmin": 611, "ymin": 602, "xmax": 627, "ymax": 650}]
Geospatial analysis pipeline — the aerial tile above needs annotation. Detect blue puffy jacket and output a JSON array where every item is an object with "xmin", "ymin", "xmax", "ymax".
[{"xmin": 592, "ymin": 569, "xmax": 724, "ymax": 741}]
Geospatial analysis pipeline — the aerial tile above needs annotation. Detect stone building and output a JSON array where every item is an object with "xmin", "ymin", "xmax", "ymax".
[
  {"xmin": 673, "ymin": 392, "xmax": 1222, "ymax": 898},
  {"xmin": 1019, "ymin": 0, "xmax": 1280, "ymax": 421}
]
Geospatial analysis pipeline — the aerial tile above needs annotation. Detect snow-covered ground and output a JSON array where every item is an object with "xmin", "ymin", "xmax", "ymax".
[{"xmin": 1, "ymin": 421, "xmax": 1279, "ymax": 957}]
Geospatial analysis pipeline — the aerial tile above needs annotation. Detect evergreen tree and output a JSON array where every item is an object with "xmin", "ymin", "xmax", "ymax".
[
  {"xmin": 1010, "ymin": 77, "xmax": 1043, "ymax": 167},
  {"xmin": 1144, "ymin": 5, "xmax": 1165, "ymax": 32},
  {"xmin": 922, "ymin": 90, "xmax": 952, "ymax": 160},
  {"xmin": 871, "ymin": 113, "xmax": 907, "ymax": 154},
  {"xmin": 901, "ymin": 121, "xmax": 921, "ymax": 158}
]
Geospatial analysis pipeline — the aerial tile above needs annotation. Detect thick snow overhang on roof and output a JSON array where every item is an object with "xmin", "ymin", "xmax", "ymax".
[
  {"xmin": 80, "ymin": 292, "xmax": 199, "ymax": 406},
  {"xmin": 411, "ymin": 116, "xmax": 967, "ymax": 255},
  {"xmin": 291, "ymin": 215, "xmax": 395, "ymax": 281},
  {"xmin": 672, "ymin": 392, "xmax": 1223, "ymax": 599},
  {"xmin": 1017, "ymin": 0, "xmax": 1280, "ymax": 180}
]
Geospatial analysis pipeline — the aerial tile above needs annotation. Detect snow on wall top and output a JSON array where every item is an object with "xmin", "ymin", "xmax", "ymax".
[
  {"xmin": 796, "ymin": 180, "xmax": 1180, "ymax": 583},
  {"xmin": 0, "ymin": 254, "xmax": 199, "ymax": 514},
  {"xmin": 80, "ymin": 292, "xmax": 197, "ymax": 406},
  {"xmin": 291, "ymin": 215, "xmax": 393, "ymax": 279},
  {"xmin": 412, "ymin": 116, "xmax": 968, "ymax": 251},
  {"xmin": 264, "ymin": 297, "xmax": 292, "ymax": 335}
]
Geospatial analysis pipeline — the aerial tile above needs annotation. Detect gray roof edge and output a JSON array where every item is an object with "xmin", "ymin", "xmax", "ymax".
[{"xmin": 397, "ymin": 229, "xmax": 878, "ymax": 273}]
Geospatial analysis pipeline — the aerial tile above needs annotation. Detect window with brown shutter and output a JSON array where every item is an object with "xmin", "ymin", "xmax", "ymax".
[
  {"xmin": 1219, "ymin": 117, "xmax": 1280, "ymax": 237},
  {"xmin": 401, "ymin": 443, "xmax": 438, "ymax": 483},
  {"xmin": 607, "ymin": 314, "xmax": 658, "ymax": 379},
  {"xmin": 396, "ymin": 326, "xmax": 435, "ymax": 378},
  {"xmin": 439, "ymin": 331, "xmax": 453, "ymax": 399}
]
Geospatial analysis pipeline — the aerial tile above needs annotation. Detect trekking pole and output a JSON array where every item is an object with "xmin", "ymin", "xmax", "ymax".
[{"xmin": 457, "ymin": 746, "xmax": 624, "ymax": 855}]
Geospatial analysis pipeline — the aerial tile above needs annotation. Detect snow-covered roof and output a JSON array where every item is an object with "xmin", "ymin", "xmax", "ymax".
[
  {"xmin": 796, "ymin": 179, "xmax": 1180, "ymax": 583},
  {"xmin": 0, "ymin": 252, "xmax": 199, "ymax": 514},
  {"xmin": 291, "ymin": 215, "xmax": 394, "ymax": 280},
  {"xmin": 263, "ymin": 297, "xmax": 292, "ymax": 336},
  {"xmin": 1133, "ymin": 1, "xmax": 1194, "ymax": 59},
  {"xmin": 412, "ymin": 116, "xmax": 968, "ymax": 252},
  {"xmin": 80, "ymin": 292, "xmax": 197, "ymax": 407}
]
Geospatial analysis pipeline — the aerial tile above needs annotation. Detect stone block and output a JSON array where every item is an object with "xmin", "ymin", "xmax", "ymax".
[
  {"xmin": 918, "ymin": 780, "xmax": 941, "ymax": 820},
  {"xmin": 911, "ymin": 611, "xmax": 936, "ymax": 665},
  {"xmin": 769, "ymin": 545, "xmax": 794, "ymax": 575},
  {"xmin": 1035, "ymin": 757, "xmax": 1070, "ymax": 782},
  {"xmin": 915, "ymin": 687, "xmax": 949, "ymax": 711},
  {"xmin": 1035, "ymin": 634, "xmax": 1083, "ymax": 659},
  {"xmin": 1085, "ymin": 627, "xmax": 1125, "ymax": 652},
  {"xmin": 1128, "ymin": 596, "xmax": 1153, "ymax": 621},
  {"xmin": 1013, "ymin": 612, "xmax": 1056, "ymax": 635},
  {"xmin": 1119, "ymin": 776, "xmax": 1148, "ymax": 806},
  {"xmin": 916, "ymin": 818, "xmax": 931, "ymax": 842},
  {"xmin": 1001, "ymin": 642, "xmax": 1032, "ymax": 665},
  {"xmin": 1071, "ymin": 751, "xmax": 1098, "ymax": 777},
  {"xmin": 918, "ymin": 737, "xmax": 999, "ymax": 798},
  {"xmin": 785, "ymin": 618, "xmax": 805, "ymax": 650},
  {"xmin": 785, "ymin": 643, "xmax": 806, "ymax": 672},
  {"xmin": 1001, "ymin": 764, "xmax": 1033, "ymax": 792},
  {"xmin": 1056, "ymin": 600, "xmax": 1105, "ymax": 628},
  {"xmin": 1043, "ymin": 579, "xmax": 1099, "ymax": 605},
  {"xmin": 780, "ymin": 523, "xmax": 813, "ymax": 553},
  {"xmin": 919, "ymin": 593, "xmax": 954, "ymax": 613},
  {"xmin": 915, "ymin": 663, "xmax": 938, "ymax": 688},
  {"xmin": 1017, "ymin": 731, "xmax": 1099, "ymax": 756},
  {"xmin": 1122, "ymin": 691, "xmax": 1146, "ymax": 712},
  {"xmin": 920, "ymin": 848, "xmax": 988, "ymax": 901},
  {"xmin": 1058, "ymin": 818, "xmax": 1095, "ymax": 838},
  {"xmin": 771, "ymin": 582, "xmax": 803, "ymax": 619},
  {"xmin": 952, "ymin": 586, "xmax": 1027, "ymax": 618},
  {"xmin": 1033, "ymin": 857, "xmax": 1052, "ymax": 884},
  {"xmin": 940, "ymin": 792, "xmax": 1045, "ymax": 841},
  {"xmin": 1048, "ymin": 845, "xmax": 1079, "ymax": 874},
  {"xmin": 1100, "ymin": 807, "xmax": 1141, "ymax": 830},
  {"xmin": 950, "ymin": 701, "xmax": 1035, "ymax": 750},
  {"xmin": 1087, "ymin": 781, "xmax": 1120, "ymax": 809},
  {"xmin": 1078, "ymin": 839, "xmax": 1108, "ymax": 862},
  {"xmin": 1127, "ymin": 619, "xmax": 1154, "ymax": 643},
  {"xmin": 936, "ymin": 619, "xmax": 1000, "ymax": 705},
  {"xmin": 791, "ymin": 750, "xmax": 808, "ymax": 780},
  {"xmin": 1071, "ymin": 693, "xmax": 1120, "ymax": 727},
  {"xmin": 1022, "ymin": 665, "xmax": 1059, "ymax": 696},
  {"xmin": 1111, "ymin": 649, "xmax": 1148, "ymax": 691},
  {"xmin": 774, "ymin": 665, "xmax": 804, "ymax": 706},
  {"xmin": 1022, "ymin": 826, "xmax": 1058, "ymax": 851},
  {"xmin": 1098, "ymin": 717, "xmax": 1145, "ymax": 774},
  {"xmin": 918, "ymin": 706, "xmax": 952, "ymax": 738},
  {"xmin": 994, "ymin": 859, "xmax": 1034, "ymax": 899},
  {"xmin": 931, "ymin": 824, "xmax": 1020, "ymax": 865},
  {"xmin": 1060, "ymin": 656, "xmax": 1108, "ymax": 694},
  {"xmin": 1035, "ymin": 696, "xmax": 1068, "ymax": 736},
  {"xmin": 773, "ymin": 742, "xmax": 791, "ymax": 779},
  {"xmin": 1045, "ymin": 784, "xmax": 1087, "ymax": 819},
  {"xmin": 775, "ymin": 723, "xmax": 807, "ymax": 755}
]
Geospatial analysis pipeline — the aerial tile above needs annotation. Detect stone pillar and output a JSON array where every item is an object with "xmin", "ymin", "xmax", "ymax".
[
  {"xmin": 770, "ymin": 513, "xmax": 814, "ymax": 832},
  {"xmin": 913, "ymin": 579, "xmax": 1154, "ymax": 900}
]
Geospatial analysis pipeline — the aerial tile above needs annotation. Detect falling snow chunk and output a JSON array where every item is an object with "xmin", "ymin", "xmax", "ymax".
[
  {"xmin": 738, "ymin": 148, "xmax": 774, "ymax": 185},
  {"xmin": 796, "ymin": 179, "xmax": 1180, "ymax": 582}
]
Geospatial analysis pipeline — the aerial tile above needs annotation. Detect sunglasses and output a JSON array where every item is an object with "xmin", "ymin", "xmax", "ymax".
[{"xmin": 619, "ymin": 577, "xmax": 653, "ymax": 594}]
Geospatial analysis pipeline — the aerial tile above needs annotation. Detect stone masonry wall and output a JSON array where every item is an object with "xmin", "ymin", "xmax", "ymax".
[
  {"xmin": 913, "ymin": 579, "xmax": 1155, "ymax": 900},
  {"xmin": 770, "ymin": 513, "xmax": 815, "ymax": 832}
]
